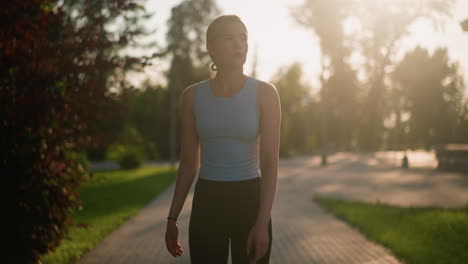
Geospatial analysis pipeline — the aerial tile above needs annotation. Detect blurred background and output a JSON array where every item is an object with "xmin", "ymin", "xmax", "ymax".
[{"xmin": 87, "ymin": 0, "xmax": 468, "ymax": 164}]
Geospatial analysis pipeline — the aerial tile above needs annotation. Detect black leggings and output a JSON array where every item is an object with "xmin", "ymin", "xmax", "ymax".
[{"xmin": 189, "ymin": 176, "xmax": 273, "ymax": 264}]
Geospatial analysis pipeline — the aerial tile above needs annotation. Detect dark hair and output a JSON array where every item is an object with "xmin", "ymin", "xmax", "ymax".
[{"xmin": 206, "ymin": 14, "xmax": 247, "ymax": 47}]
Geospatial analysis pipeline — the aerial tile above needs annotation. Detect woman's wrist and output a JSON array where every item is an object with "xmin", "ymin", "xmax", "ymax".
[{"xmin": 167, "ymin": 216, "xmax": 178, "ymax": 222}]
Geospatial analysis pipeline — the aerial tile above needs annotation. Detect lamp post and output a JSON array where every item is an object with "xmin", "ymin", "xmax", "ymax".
[{"xmin": 320, "ymin": 85, "xmax": 328, "ymax": 166}]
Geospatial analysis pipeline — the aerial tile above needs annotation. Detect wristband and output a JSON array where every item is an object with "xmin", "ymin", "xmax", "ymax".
[{"xmin": 167, "ymin": 216, "xmax": 178, "ymax": 221}]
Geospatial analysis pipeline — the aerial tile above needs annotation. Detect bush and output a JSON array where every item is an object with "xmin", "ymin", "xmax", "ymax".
[
  {"xmin": 107, "ymin": 144, "xmax": 146, "ymax": 170},
  {"xmin": 1, "ymin": 1, "xmax": 150, "ymax": 263},
  {"xmin": 86, "ymin": 147, "xmax": 107, "ymax": 161},
  {"xmin": 65, "ymin": 150, "xmax": 89, "ymax": 171},
  {"xmin": 119, "ymin": 150, "xmax": 144, "ymax": 169}
]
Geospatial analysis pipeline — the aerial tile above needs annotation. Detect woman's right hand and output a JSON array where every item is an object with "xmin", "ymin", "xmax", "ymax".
[{"xmin": 165, "ymin": 220, "xmax": 184, "ymax": 258}]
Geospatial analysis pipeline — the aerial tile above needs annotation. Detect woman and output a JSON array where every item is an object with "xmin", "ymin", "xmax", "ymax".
[{"xmin": 165, "ymin": 14, "xmax": 281, "ymax": 264}]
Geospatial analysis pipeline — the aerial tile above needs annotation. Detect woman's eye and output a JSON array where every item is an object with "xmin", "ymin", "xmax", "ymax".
[{"xmin": 222, "ymin": 36, "xmax": 247, "ymax": 42}]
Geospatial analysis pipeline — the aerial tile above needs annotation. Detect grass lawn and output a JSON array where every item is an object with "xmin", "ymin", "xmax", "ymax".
[
  {"xmin": 314, "ymin": 196, "xmax": 468, "ymax": 264},
  {"xmin": 40, "ymin": 165, "xmax": 177, "ymax": 264}
]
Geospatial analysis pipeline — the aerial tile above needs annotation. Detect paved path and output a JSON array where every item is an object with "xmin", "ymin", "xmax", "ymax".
[
  {"xmin": 306, "ymin": 151, "xmax": 468, "ymax": 208},
  {"xmin": 76, "ymin": 151, "xmax": 468, "ymax": 264}
]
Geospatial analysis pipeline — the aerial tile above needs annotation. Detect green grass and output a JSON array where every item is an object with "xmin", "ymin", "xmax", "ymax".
[
  {"xmin": 40, "ymin": 165, "xmax": 177, "ymax": 264},
  {"xmin": 314, "ymin": 196, "xmax": 468, "ymax": 264}
]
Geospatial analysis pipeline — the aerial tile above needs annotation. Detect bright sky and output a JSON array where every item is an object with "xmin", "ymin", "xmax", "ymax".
[{"xmin": 137, "ymin": 0, "xmax": 468, "ymax": 95}]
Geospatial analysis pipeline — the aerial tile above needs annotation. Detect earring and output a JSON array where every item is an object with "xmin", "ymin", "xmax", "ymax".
[{"xmin": 211, "ymin": 62, "xmax": 217, "ymax": 71}]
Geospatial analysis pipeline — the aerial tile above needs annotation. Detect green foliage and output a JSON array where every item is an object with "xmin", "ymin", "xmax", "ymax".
[
  {"xmin": 166, "ymin": 0, "xmax": 221, "ymax": 68},
  {"xmin": 118, "ymin": 150, "xmax": 143, "ymax": 169},
  {"xmin": 166, "ymin": 0, "xmax": 221, "ymax": 94},
  {"xmin": 392, "ymin": 47, "xmax": 465, "ymax": 149},
  {"xmin": 85, "ymin": 83, "xmax": 169, "ymax": 161},
  {"xmin": 1, "ymin": 0, "xmax": 155, "ymax": 262},
  {"xmin": 315, "ymin": 196, "xmax": 468, "ymax": 264},
  {"xmin": 65, "ymin": 150, "xmax": 90, "ymax": 176},
  {"xmin": 126, "ymin": 83, "xmax": 168, "ymax": 159},
  {"xmin": 107, "ymin": 144, "xmax": 146, "ymax": 169},
  {"xmin": 40, "ymin": 166, "xmax": 177, "ymax": 264},
  {"xmin": 106, "ymin": 124, "xmax": 147, "ymax": 169},
  {"xmin": 293, "ymin": 0, "xmax": 455, "ymax": 151},
  {"xmin": 272, "ymin": 62, "xmax": 318, "ymax": 156}
]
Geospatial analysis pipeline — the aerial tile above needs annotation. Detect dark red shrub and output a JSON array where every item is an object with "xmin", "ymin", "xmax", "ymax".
[{"xmin": 1, "ymin": 1, "xmax": 152, "ymax": 262}]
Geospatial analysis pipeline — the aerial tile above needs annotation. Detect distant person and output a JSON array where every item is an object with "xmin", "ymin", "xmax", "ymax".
[
  {"xmin": 164, "ymin": 14, "xmax": 281, "ymax": 264},
  {"xmin": 402, "ymin": 151, "xmax": 409, "ymax": 168}
]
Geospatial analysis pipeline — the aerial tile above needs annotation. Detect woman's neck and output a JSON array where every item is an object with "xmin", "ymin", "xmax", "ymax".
[{"xmin": 213, "ymin": 67, "xmax": 247, "ymax": 93}]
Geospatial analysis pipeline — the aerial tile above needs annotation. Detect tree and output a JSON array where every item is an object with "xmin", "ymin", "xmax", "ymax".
[
  {"xmin": 457, "ymin": 101, "xmax": 468, "ymax": 143},
  {"xmin": 292, "ymin": 0, "xmax": 360, "ymax": 155},
  {"xmin": 1, "ymin": 0, "xmax": 155, "ymax": 262},
  {"xmin": 293, "ymin": 0, "xmax": 454, "ymax": 150},
  {"xmin": 272, "ymin": 62, "xmax": 316, "ymax": 156},
  {"xmin": 392, "ymin": 46, "xmax": 465, "ymax": 149},
  {"xmin": 354, "ymin": 0, "xmax": 454, "ymax": 150},
  {"xmin": 126, "ymin": 80, "xmax": 170, "ymax": 160}
]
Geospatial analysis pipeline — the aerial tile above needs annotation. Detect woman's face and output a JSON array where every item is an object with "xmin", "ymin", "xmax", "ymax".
[{"xmin": 208, "ymin": 21, "xmax": 248, "ymax": 69}]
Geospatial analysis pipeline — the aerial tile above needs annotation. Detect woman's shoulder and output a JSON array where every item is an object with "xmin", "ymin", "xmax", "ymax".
[
  {"xmin": 180, "ymin": 83, "xmax": 199, "ymax": 110},
  {"xmin": 181, "ymin": 80, "xmax": 207, "ymax": 103},
  {"xmin": 251, "ymin": 77, "xmax": 277, "ymax": 93},
  {"xmin": 183, "ymin": 80, "xmax": 207, "ymax": 95},
  {"xmin": 253, "ymin": 78, "xmax": 279, "ymax": 105}
]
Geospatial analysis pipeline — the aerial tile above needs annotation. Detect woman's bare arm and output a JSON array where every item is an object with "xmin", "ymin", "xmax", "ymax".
[
  {"xmin": 256, "ymin": 81, "xmax": 281, "ymax": 226},
  {"xmin": 167, "ymin": 84, "xmax": 200, "ymax": 219}
]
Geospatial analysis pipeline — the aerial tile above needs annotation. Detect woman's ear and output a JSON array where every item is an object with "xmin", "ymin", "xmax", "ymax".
[
  {"xmin": 206, "ymin": 43, "xmax": 214, "ymax": 57},
  {"xmin": 207, "ymin": 47, "xmax": 215, "ymax": 61}
]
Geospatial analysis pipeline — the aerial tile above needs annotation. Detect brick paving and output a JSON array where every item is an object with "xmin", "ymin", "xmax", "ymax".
[{"xmin": 75, "ymin": 152, "xmax": 468, "ymax": 264}]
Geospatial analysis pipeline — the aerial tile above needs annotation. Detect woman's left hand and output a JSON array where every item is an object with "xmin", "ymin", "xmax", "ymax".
[{"xmin": 246, "ymin": 221, "xmax": 269, "ymax": 264}]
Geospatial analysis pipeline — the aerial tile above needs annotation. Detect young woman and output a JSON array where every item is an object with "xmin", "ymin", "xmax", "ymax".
[{"xmin": 165, "ymin": 14, "xmax": 281, "ymax": 264}]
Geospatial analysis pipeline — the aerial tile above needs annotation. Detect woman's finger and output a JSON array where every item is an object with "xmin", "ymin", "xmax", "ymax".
[{"xmin": 176, "ymin": 246, "xmax": 183, "ymax": 253}]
